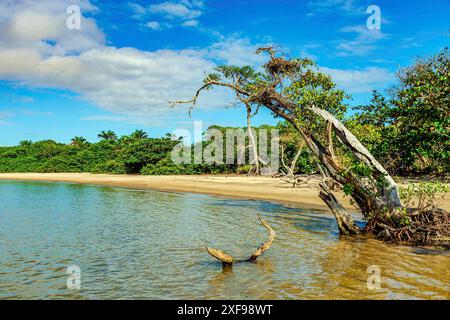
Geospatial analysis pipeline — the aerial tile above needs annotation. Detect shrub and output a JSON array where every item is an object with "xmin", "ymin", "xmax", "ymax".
[{"xmin": 399, "ymin": 181, "xmax": 449, "ymax": 211}]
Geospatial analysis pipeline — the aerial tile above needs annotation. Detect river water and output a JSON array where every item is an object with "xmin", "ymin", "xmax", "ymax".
[{"xmin": 0, "ymin": 180, "xmax": 448, "ymax": 299}]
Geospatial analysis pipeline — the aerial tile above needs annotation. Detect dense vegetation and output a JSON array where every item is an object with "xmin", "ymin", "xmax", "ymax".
[
  {"xmin": 347, "ymin": 48, "xmax": 449, "ymax": 176},
  {"xmin": 0, "ymin": 49, "xmax": 448, "ymax": 179}
]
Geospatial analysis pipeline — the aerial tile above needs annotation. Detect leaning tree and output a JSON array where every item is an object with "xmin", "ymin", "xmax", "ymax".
[{"xmin": 171, "ymin": 47, "xmax": 449, "ymax": 252}]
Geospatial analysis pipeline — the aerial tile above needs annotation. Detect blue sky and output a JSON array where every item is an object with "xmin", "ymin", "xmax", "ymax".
[{"xmin": 0, "ymin": 0, "xmax": 448, "ymax": 145}]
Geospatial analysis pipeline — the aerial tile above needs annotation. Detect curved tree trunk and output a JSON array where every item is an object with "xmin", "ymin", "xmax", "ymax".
[{"xmin": 309, "ymin": 105, "xmax": 403, "ymax": 209}]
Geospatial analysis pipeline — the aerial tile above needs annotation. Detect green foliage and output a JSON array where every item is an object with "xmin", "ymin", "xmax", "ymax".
[
  {"xmin": 0, "ymin": 132, "xmax": 178, "ymax": 174},
  {"xmin": 70, "ymin": 136, "xmax": 88, "ymax": 147},
  {"xmin": 349, "ymin": 48, "xmax": 449, "ymax": 175},
  {"xmin": 97, "ymin": 130, "xmax": 117, "ymax": 141},
  {"xmin": 0, "ymin": 128, "xmax": 274, "ymax": 176},
  {"xmin": 120, "ymin": 137, "xmax": 177, "ymax": 174},
  {"xmin": 399, "ymin": 182, "xmax": 449, "ymax": 211},
  {"xmin": 343, "ymin": 183, "xmax": 355, "ymax": 196}
]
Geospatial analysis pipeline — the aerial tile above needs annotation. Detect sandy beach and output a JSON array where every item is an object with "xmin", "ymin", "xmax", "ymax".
[{"xmin": 0, "ymin": 173, "xmax": 449, "ymax": 212}]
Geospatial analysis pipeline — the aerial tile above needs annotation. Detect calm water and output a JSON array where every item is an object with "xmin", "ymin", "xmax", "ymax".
[{"xmin": 0, "ymin": 180, "xmax": 448, "ymax": 300}]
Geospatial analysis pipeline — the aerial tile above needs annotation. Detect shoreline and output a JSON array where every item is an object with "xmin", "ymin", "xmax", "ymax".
[
  {"xmin": 1, "ymin": 173, "xmax": 449, "ymax": 212},
  {"xmin": 0, "ymin": 173, "xmax": 352, "ymax": 212}
]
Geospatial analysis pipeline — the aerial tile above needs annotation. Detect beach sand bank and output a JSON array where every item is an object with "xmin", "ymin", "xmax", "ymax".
[{"xmin": 0, "ymin": 173, "xmax": 448, "ymax": 212}]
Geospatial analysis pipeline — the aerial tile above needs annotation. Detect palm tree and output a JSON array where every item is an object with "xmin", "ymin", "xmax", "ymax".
[
  {"xmin": 130, "ymin": 129, "xmax": 148, "ymax": 140},
  {"xmin": 97, "ymin": 130, "xmax": 117, "ymax": 141},
  {"xmin": 70, "ymin": 136, "xmax": 88, "ymax": 147},
  {"xmin": 19, "ymin": 140, "xmax": 32, "ymax": 147}
]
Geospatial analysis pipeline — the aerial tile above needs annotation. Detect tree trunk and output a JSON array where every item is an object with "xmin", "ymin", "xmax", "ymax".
[
  {"xmin": 319, "ymin": 183, "xmax": 360, "ymax": 235},
  {"xmin": 246, "ymin": 106, "xmax": 260, "ymax": 175},
  {"xmin": 308, "ymin": 106, "xmax": 403, "ymax": 210}
]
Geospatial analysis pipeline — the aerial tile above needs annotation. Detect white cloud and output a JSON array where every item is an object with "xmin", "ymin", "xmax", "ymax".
[
  {"xmin": 0, "ymin": 0, "xmax": 104, "ymax": 54},
  {"xmin": 129, "ymin": 0, "xmax": 203, "ymax": 28},
  {"xmin": 149, "ymin": 1, "xmax": 203, "ymax": 20},
  {"xmin": 146, "ymin": 21, "xmax": 162, "ymax": 30},
  {"xmin": 320, "ymin": 66, "xmax": 394, "ymax": 93},
  {"xmin": 128, "ymin": 2, "xmax": 147, "ymax": 17},
  {"xmin": 306, "ymin": 0, "xmax": 365, "ymax": 16},
  {"xmin": 207, "ymin": 38, "xmax": 267, "ymax": 66},
  {"xmin": 0, "ymin": 1, "xmax": 266, "ymax": 123},
  {"xmin": 335, "ymin": 24, "xmax": 388, "ymax": 56},
  {"xmin": 181, "ymin": 19, "xmax": 199, "ymax": 27}
]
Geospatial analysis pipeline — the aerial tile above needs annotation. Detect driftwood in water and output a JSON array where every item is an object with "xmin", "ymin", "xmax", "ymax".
[{"xmin": 205, "ymin": 214, "xmax": 275, "ymax": 266}]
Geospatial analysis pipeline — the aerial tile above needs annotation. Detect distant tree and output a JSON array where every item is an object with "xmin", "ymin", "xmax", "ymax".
[
  {"xmin": 129, "ymin": 129, "xmax": 148, "ymax": 140},
  {"xmin": 120, "ymin": 137, "xmax": 177, "ymax": 174},
  {"xmin": 19, "ymin": 140, "xmax": 32, "ymax": 147},
  {"xmin": 97, "ymin": 130, "xmax": 117, "ymax": 141},
  {"xmin": 70, "ymin": 136, "xmax": 88, "ymax": 147}
]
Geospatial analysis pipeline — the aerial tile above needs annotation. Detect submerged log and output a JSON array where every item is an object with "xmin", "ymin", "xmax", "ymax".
[
  {"xmin": 205, "ymin": 247, "xmax": 234, "ymax": 266},
  {"xmin": 205, "ymin": 214, "xmax": 276, "ymax": 266}
]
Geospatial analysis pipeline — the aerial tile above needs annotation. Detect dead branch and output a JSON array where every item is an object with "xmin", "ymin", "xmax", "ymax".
[
  {"xmin": 205, "ymin": 247, "xmax": 234, "ymax": 266},
  {"xmin": 250, "ymin": 214, "xmax": 276, "ymax": 260},
  {"xmin": 205, "ymin": 214, "xmax": 276, "ymax": 266}
]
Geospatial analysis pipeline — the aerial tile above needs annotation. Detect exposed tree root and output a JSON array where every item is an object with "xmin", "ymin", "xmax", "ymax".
[
  {"xmin": 205, "ymin": 214, "xmax": 276, "ymax": 266},
  {"xmin": 368, "ymin": 208, "xmax": 450, "ymax": 248}
]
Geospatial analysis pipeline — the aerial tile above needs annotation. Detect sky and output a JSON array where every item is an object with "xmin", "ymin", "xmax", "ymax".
[{"xmin": 0, "ymin": 0, "xmax": 448, "ymax": 145}]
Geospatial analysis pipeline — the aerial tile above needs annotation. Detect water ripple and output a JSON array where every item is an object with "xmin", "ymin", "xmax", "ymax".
[{"xmin": 0, "ymin": 180, "xmax": 449, "ymax": 299}]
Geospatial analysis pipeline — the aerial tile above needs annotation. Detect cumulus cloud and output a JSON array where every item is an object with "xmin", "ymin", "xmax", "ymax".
[
  {"xmin": 181, "ymin": 19, "xmax": 199, "ymax": 27},
  {"xmin": 335, "ymin": 24, "xmax": 388, "ymax": 56},
  {"xmin": 0, "ymin": 0, "xmax": 391, "ymax": 125},
  {"xmin": 129, "ymin": 0, "xmax": 203, "ymax": 29},
  {"xmin": 320, "ymin": 66, "xmax": 394, "ymax": 93},
  {"xmin": 149, "ymin": 1, "xmax": 203, "ymax": 20},
  {"xmin": 0, "ymin": 0, "xmax": 266, "ymax": 122},
  {"xmin": 146, "ymin": 21, "xmax": 162, "ymax": 30}
]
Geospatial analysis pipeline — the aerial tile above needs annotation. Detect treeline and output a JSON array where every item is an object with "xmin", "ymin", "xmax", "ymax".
[
  {"xmin": 0, "ymin": 128, "xmax": 271, "ymax": 175},
  {"xmin": 0, "ymin": 49, "xmax": 447, "ymax": 176}
]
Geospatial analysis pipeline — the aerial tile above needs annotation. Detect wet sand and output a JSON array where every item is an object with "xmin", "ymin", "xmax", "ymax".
[{"xmin": 0, "ymin": 173, "xmax": 448, "ymax": 212}]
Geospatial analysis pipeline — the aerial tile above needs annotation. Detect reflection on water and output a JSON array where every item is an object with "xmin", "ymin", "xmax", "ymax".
[{"xmin": 0, "ymin": 180, "xmax": 448, "ymax": 299}]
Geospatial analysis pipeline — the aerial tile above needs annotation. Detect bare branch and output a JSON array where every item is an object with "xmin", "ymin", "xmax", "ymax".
[
  {"xmin": 250, "ymin": 214, "xmax": 276, "ymax": 261},
  {"xmin": 205, "ymin": 215, "xmax": 276, "ymax": 266}
]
